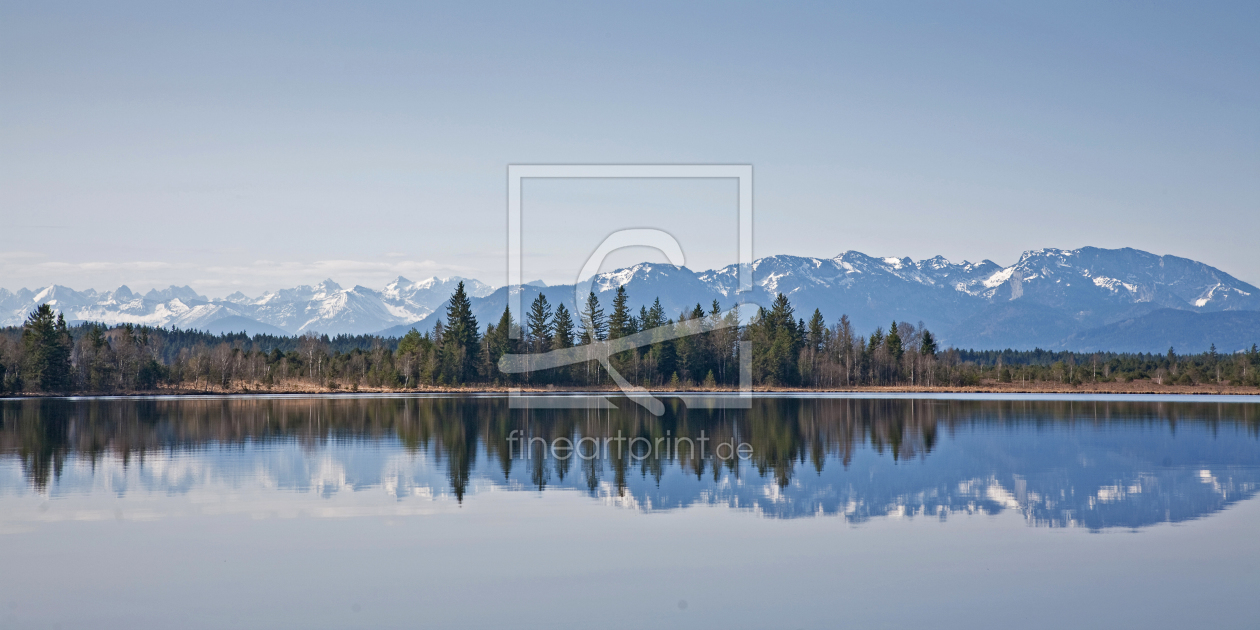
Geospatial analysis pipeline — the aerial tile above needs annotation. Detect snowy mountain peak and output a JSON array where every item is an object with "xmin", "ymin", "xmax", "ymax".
[{"xmin": 144, "ymin": 285, "xmax": 207, "ymax": 303}]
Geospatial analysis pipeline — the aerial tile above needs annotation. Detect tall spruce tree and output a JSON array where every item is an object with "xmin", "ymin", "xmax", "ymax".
[
  {"xmin": 639, "ymin": 297, "xmax": 669, "ymax": 384},
  {"xmin": 526, "ymin": 293, "xmax": 554, "ymax": 352},
  {"xmin": 21, "ymin": 304, "xmax": 72, "ymax": 392},
  {"xmin": 607, "ymin": 286, "xmax": 631, "ymax": 340},
  {"xmin": 579, "ymin": 291, "xmax": 607, "ymax": 344},
  {"xmin": 745, "ymin": 294, "xmax": 802, "ymax": 385},
  {"xmin": 806, "ymin": 309, "xmax": 826, "ymax": 352},
  {"xmin": 887, "ymin": 321, "xmax": 904, "ymax": 362},
  {"xmin": 644, "ymin": 298, "xmax": 665, "ymax": 330},
  {"xmin": 546, "ymin": 302, "xmax": 576, "ymax": 383},
  {"xmin": 552, "ymin": 303, "xmax": 575, "ymax": 350},
  {"xmin": 483, "ymin": 306, "xmax": 517, "ymax": 383},
  {"xmin": 919, "ymin": 330, "xmax": 937, "ymax": 357},
  {"xmin": 440, "ymin": 281, "xmax": 480, "ymax": 383}
]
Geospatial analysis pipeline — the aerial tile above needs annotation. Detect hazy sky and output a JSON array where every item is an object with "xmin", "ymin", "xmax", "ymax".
[{"xmin": 2, "ymin": 1, "xmax": 1257, "ymax": 296}]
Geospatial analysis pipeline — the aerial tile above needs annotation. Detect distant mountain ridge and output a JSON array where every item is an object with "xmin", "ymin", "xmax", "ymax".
[
  {"xmin": 4, "ymin": 247, "xmax": 1258, "ymax": 352},
  {"xmin": 0, "ymin": 276, "xmax": 494, "ymax": 337},
  {"xmin": 386, "ymin": 247, "xmax": 1260, "ymax": 353}
]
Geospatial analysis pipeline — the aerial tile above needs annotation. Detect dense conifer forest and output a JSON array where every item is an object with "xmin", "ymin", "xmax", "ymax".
[{"xmin": 2, "ymin": 282, "xmax": 1258, "ymax": 395}]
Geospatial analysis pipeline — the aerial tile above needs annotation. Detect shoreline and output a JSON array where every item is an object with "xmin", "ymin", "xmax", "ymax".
[{"xmin": 4, "ymin": 379, "xmax": 1260, "ymax": 398}]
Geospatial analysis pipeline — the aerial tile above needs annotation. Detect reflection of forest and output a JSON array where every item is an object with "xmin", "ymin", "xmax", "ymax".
[{"xmin": 5, "ymin": 397, "xmax": 1258, "ymax": 502}]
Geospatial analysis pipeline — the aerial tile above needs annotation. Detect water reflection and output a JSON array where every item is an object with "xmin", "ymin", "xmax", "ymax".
[{"xmin": 2, "ymin": 396, "xmax": 1258, "ymax": 530}]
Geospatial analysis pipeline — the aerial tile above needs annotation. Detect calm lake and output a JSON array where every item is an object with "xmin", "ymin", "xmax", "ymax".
[{"xmin": 2, "ymin": 394, "xmax": 1259, "ymax": 629}]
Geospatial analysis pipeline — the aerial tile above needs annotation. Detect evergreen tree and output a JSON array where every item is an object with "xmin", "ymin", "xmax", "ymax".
[
  {"xmin": 398, "ymin": 328, "xmax": 424, "ymax": 355},
  {"xmin": 919, "ymin": 330, "xmax": 937, "ymax": 357},
  {"xmin": 647, "ymin": 298, "xmax": 666, "ymax": 330},
  {"xmin": 638, "ymin": 298, "xmax": 669, "ymax": 384},
  {"xmin": 440, "ymin": 282, "xmax": 481, "ymax": 383},
  {"xmin": 802, "ymin": 309, "xmax": 826, "ymax": 386},
  {"xmin": 483, "ymin": 307, "xmax": 517, "ymax": 383},
  {"xmin": 526, "ymin": 293, "xmax": 554, "ymax": 352},
  {"xmin": 579, "ymin": 291, "xmax": 607, "ymax": 344},
  {"xmin": 655, "ymin": 317, "xmax": 678, "ymax": 381},
  {"xmin": 607, "ymin": 286, "xmax": 631, "ymax": 340},
  {"xmin": 807, "ymin": 309, "xmax": 826, "ymax": 352},
  {"xmin": 835, "ymin": 314, "xmax": 856, "ymax": 386},
  {"xmin": 396, "ymin": 328, "xmax": 425, "ymax": 387},
  {"xmin": 21, "ymin": 305, "xmax": 72, "ymax": 392},
  {"xmin": 552, "ymin": 303, "xmax": 575, "ymax": 350},
  {"xmin": 869, "ymin": 327, "xmax": 884, "ymax": 351},
  {"xmin": 673, "ymin": 306, "xmax": 699, "ymax": 382},
  {"xmin": 751, "ymin": 294, "xmax": 802, "ymax": 385},
  {"xmin": 887, "ymin": 321, "xmax": 904, "ymax": 363}
]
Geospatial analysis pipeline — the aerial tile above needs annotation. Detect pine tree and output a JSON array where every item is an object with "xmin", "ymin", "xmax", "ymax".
[
  {"xmin": 396, "ymin": 328, "xmax": 425, "ymax": 387},
  {"xmin": 579, "ymin": 291, "xmax": 607, "ymax": 344},
  {"xmin": 655, "ymin": 317, "xmax": 678, "ymax": 383},
  {"xmin": 398, "ymin": 328, "xmax": 424, "ymax": 355},
  {"xmin": 749, "ymin": 294, "xmax": 802, "ymax": 386},
  {"xmin": 645, "ymin": 298, "xmax": 665, "ymax": 331},
  {"xmin": 887, "ymin": 321, "xmax": 904, "ymax": 363},
  {"xmin": 807, "ymin": 309, "xmax": 826, "ymax": 352},
  {"xmin": 552, "ymin": 303, "xmax": 575, "ymax": 350},
  {"xmin": 773, "ymin": 295, "xmax": 802, "ymax": 384},
  {"xmin": 869, "ymin": 327, "xmax": 884, "ymax": 351},
  {"xmin": 920, "ymin": 330, "xmax": 937, "ymax": 357},
  {"xmin": 836, "ymin": 314, "xmax": 855, "ymax": 386},
  {"xmin": 802, "ymin": 309, "xmax": 826, "ymax": 386},
  {"xmin": 440, "ymin": 281, "xmax": 480, "ymax": 383},
  {"xmin": 21, "ymin": 304, "xmax": 72, "ymax": 392},
  {"xmin": 483, "ymin": 307, "xmax": 517, "ymax": 383},
  {"xmin": 607, "ymin": 286, "xmax": 631, "ymax": 340},
  {"xmin": 674, "ymin": 306, "xmax": 700, "ymax": 382},
  {"xmin": 526, "ymin": 293, "xmax": 554, "ymax": 352}
]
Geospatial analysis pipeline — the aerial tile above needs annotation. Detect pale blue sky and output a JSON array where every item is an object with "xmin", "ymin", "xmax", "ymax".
[{"xmin": 2, "ymin": 1, "xmax": 1257, "ymax": 295}]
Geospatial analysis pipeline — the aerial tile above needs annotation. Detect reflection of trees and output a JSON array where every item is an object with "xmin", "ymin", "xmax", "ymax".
[{"xmin": 2, "ymin": 397, "xmax": 1258, "ymax": 499}]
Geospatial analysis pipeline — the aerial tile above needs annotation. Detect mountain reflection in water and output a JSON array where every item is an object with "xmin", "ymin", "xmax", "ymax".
[{"xmin": 2, "ymin": 396, "xmax": 1258, "ymax": 530}]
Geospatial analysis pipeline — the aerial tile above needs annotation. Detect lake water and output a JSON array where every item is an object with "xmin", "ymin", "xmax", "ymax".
[{"xmin": 2, "ymin": 394, "xmax": 1259, "ymax": 629}]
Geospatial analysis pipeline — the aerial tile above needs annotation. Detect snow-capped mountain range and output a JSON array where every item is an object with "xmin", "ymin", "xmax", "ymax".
[
  {"xmin": 3, "ymin": 247, "xmax": 1257, "ymax": 351},
  {"xmin": 385, "ymin": 247, "xmax": 1260, "ymax": 352},
  {"xmin": 0, "ymin": 276, "xmax": 494, "ymax": 337}
]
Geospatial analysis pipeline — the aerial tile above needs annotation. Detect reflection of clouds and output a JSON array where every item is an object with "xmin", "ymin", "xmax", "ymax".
[
  {"xmin": 1, "ymin": 442, "xmax": 453, "ymax": 504},
  {"xmin": 570, "ymin": 426, "xmax": 1260, "ymax": 530},
  {"xmin": 597, "ymin": 481, "xmax": 642, "ymax": 511},
  {"xmin": 0, "ymin": 444, "xmax": 463, "ymax": 531}
]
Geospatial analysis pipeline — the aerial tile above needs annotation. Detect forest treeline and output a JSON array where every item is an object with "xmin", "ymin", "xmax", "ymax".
[{"xmin": 2, "ymin": 282, "xmax": 1259, "ymax": 394}]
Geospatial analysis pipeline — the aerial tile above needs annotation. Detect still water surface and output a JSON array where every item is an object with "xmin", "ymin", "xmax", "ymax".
[{"xmin": 2, "ymin": 395, "xmax": 1259, "ymax": 629}]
